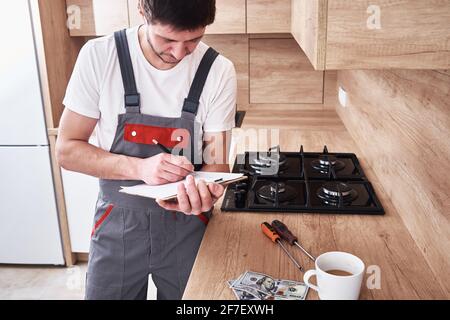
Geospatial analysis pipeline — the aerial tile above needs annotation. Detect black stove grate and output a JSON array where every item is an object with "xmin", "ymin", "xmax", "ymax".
[{"xmin": 221, "ymin": 145, "xmax": 385, "ymax": 215}]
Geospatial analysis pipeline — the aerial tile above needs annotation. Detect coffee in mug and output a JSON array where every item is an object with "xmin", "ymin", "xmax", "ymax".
[
  {"xmin": 325, "ymin": 269, "xmax": 354, "ymax": 277},
  {"xmin": 303, "ymin": 251, "xmax": 365, "ymax": 300}
]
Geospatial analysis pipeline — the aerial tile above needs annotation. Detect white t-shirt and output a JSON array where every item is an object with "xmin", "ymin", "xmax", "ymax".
[{"xmin": 63, "ymin": 26, "xmax": 237, "ymax": 152}]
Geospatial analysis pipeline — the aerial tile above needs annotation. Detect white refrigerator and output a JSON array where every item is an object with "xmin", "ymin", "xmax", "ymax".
[{"xmin": 0, "ymin": 1, "xmax": 64, "ymax": 265}]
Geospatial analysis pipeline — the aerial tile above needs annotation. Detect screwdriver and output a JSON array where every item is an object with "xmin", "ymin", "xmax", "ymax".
[
  {"xmin": 271, "ymin": 220, "xmax": 316, "ymax": 261},
  {"xmin": 261, "ymin": 222, "xmax": 303, "ymax": 272}
]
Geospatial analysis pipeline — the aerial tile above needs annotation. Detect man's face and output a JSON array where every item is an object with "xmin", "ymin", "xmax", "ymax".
[
  {"xmin": 145, "ymin": 22, "xmax": 205, "ymax": 65},
  {"xmin": 263, "ymin": 277, "xmax": 275, "ymax": 290}
]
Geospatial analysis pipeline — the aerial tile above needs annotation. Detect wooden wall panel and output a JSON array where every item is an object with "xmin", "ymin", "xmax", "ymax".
[
  {"xmin": 336, "ymin": 69, "xmax": 450, "ymax": 294},
  {"xmin": 326, "ymin": 0, "xmax": 450, "ymax": 69},
  {"xmin": 291, "ymin": 0, "xmax": 328, "ymax": 70},
  {"xmin": 38, "ymin": 0, "xmax": 86, "ymax": 128},
  {"xmin": 67, "ymin": 0, "xmax": 129, "ymax": 36},
  {"xmin": 247, "ymin": 0, "xmax": 291, "ymax": 33},
  {"xmin": 250, "ymin": 38, "xmax": 324, "ymax": 104},
  {"xmin": 202, "ymin": 35, "xmax": 249, "ymax": 110},
  {"xmin": 206, "ymin": 0, "xmax": 246, "ymax": 34}
]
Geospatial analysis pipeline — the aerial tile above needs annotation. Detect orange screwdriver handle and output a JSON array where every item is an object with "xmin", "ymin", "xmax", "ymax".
[{"xmin": 261, "ymin": 222, "xmax": 280, "ymax": 243}]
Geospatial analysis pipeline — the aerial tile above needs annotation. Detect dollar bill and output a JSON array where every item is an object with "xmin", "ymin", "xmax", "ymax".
[
  {"xmin": 227, "ymin": 280, "xmax": 260, "ymax": 300},
  {"xmin": 228, "ymin": 271, "xmax": 309, "ymax": 301},
  {"xmin": 232, "ymin": 271, "xmax": 278, "ymax": 296},
  {"xmin": 274, "ymin": 280, "xmax": 308, "ymax": 300}
]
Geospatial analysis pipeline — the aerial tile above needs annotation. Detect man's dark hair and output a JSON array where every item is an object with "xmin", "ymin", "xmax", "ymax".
[{"xmin": 142, "ymin": 0, "xmax": 216, "ymax": 30}]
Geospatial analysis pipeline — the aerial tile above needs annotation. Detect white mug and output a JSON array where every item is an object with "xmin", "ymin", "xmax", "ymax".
[{"xmin": 303, "ymin": 251, "xmax": 365, "ymax": 300}]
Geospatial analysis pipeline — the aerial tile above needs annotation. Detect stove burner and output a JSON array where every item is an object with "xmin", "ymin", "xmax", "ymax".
[
  {"xmin": 322, "ymin": 182, "xmax": 353, "ymax": 197},
  {"xmin": 249, "ymin": 153, "xmax": 287, "ymax": 174},
  {"xmin": 256, "ymin": 153, "xmax": 287, "ymax": 165},
  {"xmin": 256, "ymin": 182, "xmax": 297, "ymax": 203},
  {"xmin": 311, "ymin": 155, "xmax": 346, "ymax": 173},
  {"xmin": 317, "ymin": 182, "xmax": 358, "ymax": 206},
  {"xmin": 270, "ymin": 183, "xmax": 286, "ymax": 194}
]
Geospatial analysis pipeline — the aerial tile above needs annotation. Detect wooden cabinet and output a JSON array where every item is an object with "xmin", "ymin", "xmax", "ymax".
[
  {"xmin": 67, "ymin": 0, "xmax": 292, "ymax": 36},
  {"xmin": 203, "ymin": 35, "xmax": 249, "ymax": 108},
  {"xmin": 66, "ymin": 0, "xmax": 129, "ymax": 36},
  {"xmin": 67, "ymin": 0, "xmax": 247, "ymax": 35},
  {"xmin": 247, "ymin": 0, "xmax": 291, "ymax": 33},
  {"xmin": 291, "ymin": 0, "xmax": 450, "ymax": 70},
  {"xmin": 250, "ymin": 38, "xmax": 324, "ymax": 103},
  {"xmin": 291, "ymin": 0, "xmax": 327, "ymax": 71},
  {"xmin": 206, "ymin": 0, "xmax": 246, "ymax": 34}
]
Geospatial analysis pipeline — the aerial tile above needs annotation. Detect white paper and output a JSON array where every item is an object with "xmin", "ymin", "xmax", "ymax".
[{"xmin": 119, "ymin": 172, "xmax": 244, "ymax": 200}]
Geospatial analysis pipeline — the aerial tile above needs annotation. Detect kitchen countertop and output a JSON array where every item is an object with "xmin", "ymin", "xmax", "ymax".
[{"xmin": 182, "ymin": 109, "xmax": 448, "ymax": 300}]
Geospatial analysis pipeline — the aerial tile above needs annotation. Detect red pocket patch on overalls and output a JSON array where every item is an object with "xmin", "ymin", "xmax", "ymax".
[
  {"xmin": 91, "ymin": 204, "xmax": 114, "ymax": 238},
  {"xmin": 124, "ymin": 124, "xmax": 190, "ymax": 149}
]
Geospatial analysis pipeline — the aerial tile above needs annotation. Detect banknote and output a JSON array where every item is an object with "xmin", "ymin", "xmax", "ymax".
[
  {"xmin": 227, "ymin": 280, "xmax": 260, "ymax": 300},
  {"xmin": 274, "ymin": 280, "xmax": 308, "ymax": 300},
  {"xmin": 228, "ymin": 271, "xmax": 309, "ymax": 301},
  {"xmin": 232, "ymin": 271, "xmax": 278, "ymax": 296}
]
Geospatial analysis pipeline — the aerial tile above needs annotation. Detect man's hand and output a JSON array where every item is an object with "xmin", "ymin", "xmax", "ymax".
[
  {"xmin": 138, "ymin": 153, "xmax": 194, "ymax": 185},
  {"xmin": 156, "ymin": 175, "xmax": 225, "ymax": 215}
]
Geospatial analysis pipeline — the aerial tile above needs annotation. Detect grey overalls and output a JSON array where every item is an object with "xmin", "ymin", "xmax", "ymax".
[{"xmin": 86, "ymin": 29, "xmax": 219, "ymax": 300}]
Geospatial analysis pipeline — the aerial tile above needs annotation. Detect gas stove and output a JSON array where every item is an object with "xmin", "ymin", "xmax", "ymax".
[{"xmin": 221, "ymin": 146, "xmax": 385, "ymax": 214}]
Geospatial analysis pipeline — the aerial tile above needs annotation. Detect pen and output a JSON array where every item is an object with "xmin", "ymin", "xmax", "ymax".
[
  {"xmin": 152, "ymin": 138, "xmax": 194, "ymax": 174},
  {"xmin": 152, "ymin": 139, "xmax": 171, "ymax": 153}
]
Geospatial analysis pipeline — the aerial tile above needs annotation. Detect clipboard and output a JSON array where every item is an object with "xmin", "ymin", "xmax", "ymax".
[
  {"xmin": 160, "ymin": 175, "xmax": 248, "ymax": 201},
  {"xmin": 119, "ymin": 172, "xmax": 248, "ymax": 201}
]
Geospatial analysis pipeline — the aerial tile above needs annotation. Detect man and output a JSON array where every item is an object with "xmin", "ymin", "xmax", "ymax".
[{"xmin": 56, "ymin": 0, "xmax": 236, "ymax": 300}]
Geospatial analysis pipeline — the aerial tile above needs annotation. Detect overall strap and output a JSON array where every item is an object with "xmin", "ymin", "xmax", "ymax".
[
  {"xmin": 114, "ymin": 29, "xmax": 140, "ymax": 113},
  {"xmin": 182, "ymin": 47, "xmax": 219, "ymax": 116}
]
